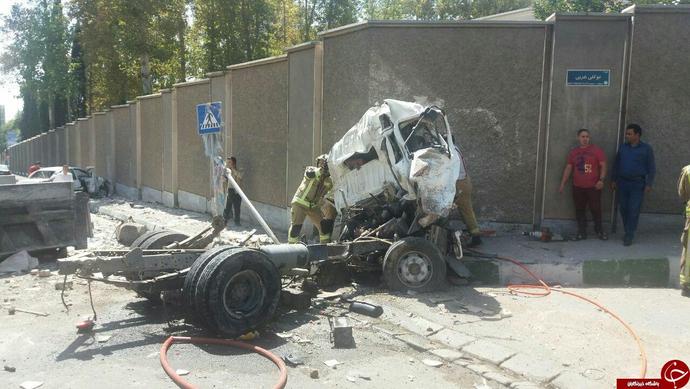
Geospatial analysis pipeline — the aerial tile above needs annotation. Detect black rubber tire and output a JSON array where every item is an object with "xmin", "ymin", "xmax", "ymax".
[
  {"xmin": 382, "ymin": 237, "xmax": 446, "ymax": 292},
  {"xmin": 130, "ymin": 231, "xmax": 166, "ymax": 249},
  {"xmin": 139, "ymin": 231, "xmax": 189, "ymax": 250},
  {"xmin": 182, "ymin": 246, "xmax": 236, "ymax": 328},
  {"xmin": 195, "ymin": 249, "xmax": 281, "ymax": 337}
]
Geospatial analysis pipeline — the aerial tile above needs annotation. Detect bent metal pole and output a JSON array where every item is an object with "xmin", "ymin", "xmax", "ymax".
[{"xmin": 225, "ymin": 167, "xmax": 280, "ymax": 244}]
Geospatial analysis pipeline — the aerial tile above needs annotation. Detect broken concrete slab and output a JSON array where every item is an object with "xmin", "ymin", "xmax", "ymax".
[
  {"xmin": 430, "ymin": 348, "xmax": 464, "ymax": 362},
  {"xmin": 462, "ymin": 339, "xmax": 516, "ymax": 365},
  {"xmin": 429, "ymin": 328, "xmax": 476, "ymax": 349},
  {"xmin": 483, "ymin": 371, "xmax": 514, "ymax": 386},
  {"xmin": 394, "ymin": 333, "xmax": 436, "ymax": 352},
  {"xmin": 500, "ymin": 353, "xmax": 562, "ymax": 382}
]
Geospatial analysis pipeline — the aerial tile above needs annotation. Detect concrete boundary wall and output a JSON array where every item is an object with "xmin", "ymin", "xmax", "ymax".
[
  {"xmin": 112, "ymin": 104, "xmax": 137, "ymax": 198},
  {"xmin": 173, "ymin": 79, "xmax": 210, "ymax": 213},
  {"xmin": 541, "ymin": 14, "xmax": 631, "ymax": 222},
  {"xmin": 624, "ymin": 5, "xmax": 690, "ymax": 213},
  {"xmin": 56, "ymin": 127, "xmax": 66, "ymax": 165},
  {"xmin": 7, "ymin": 7, "xmax": 690, "ymax": 230},
  {"xmin": 229, "ymin": 55, "xmax": 289, "ymax": 209},
  {"xmin": 93, "ymin": 112, "xmax": 109, "ymax": 178},
  {"xmin": 138, "ymin": 93, "xmax": 164, "ymax": 203},
  {"xmin": 161, "ymin": 89, "xmax": 175, "ymax": 207}
]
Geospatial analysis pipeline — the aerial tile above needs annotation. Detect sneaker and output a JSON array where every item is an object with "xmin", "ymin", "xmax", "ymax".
[
  {"xmin": 575, "ymin": 233, "xmax": 587, "ymax": 241},
  {"xmin": 468, "ymin": 235, "xmax": 482, "ymax": 248},
  {"xmin": 623, "ymin": 236, "xmax": 633, "ymax": 246},
  {"xmin": 597, "ymin": 232, "xmax": 608, "ymax": 241}
]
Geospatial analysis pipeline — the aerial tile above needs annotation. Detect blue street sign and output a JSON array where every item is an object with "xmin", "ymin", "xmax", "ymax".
[
  {"xmin": 196, "ymin": 102, "xmax": 223, "ymax": 135},
  {"xmin": 567, "ymin": 70, "xmax": 610, "ymax": 86}
]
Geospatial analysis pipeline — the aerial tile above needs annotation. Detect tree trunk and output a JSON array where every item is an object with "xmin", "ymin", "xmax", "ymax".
[{"xmin": 141, "ymin": 53, "xmax": 152, "ymax": 95}]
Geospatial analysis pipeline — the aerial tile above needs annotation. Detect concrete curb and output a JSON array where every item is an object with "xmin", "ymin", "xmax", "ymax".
[{"xmin": 464, "ymin": 256, "xmax": 671, "ymax": 288}]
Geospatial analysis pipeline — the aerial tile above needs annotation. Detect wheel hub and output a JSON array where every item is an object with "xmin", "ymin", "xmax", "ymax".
[
  {"xmin": 397, "ymin": 251, "xmax": 432, "ymax": 287},
  {"xmin": 222, "ymin": 270, "xmax": 265, "ymax": 318}
]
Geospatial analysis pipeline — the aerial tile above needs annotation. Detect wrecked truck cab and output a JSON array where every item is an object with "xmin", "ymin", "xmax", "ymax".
[{"xmin": 328, "ymin": 99, "xmax": 460, "ymax": 232}]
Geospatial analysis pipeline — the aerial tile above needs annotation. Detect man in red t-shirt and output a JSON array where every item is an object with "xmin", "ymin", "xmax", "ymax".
[{"xmin": 559, "ymin": 129, "xmax": 608, "ymax": 240}]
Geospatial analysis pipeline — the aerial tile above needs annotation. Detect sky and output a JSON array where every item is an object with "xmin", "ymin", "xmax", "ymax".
[{"xmin": 0, "ymin": 1, "xmax": 26, "ymax": 123}]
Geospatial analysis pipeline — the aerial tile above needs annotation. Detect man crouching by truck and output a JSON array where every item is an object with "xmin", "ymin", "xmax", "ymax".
[{"xmin": 288, "ymin": 155, "xmax": 336, "ymax": 244}]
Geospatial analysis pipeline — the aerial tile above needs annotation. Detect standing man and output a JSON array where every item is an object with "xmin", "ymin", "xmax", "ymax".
[
  {"xmin": 50, "ymin": 165, "xmax": 73, "ymax": 183},
  {"xmin": 678, "ymin": 165, "xmax": 690, "ymax": 297},
  {"xmin": 559, "ymin": 129, "xmax": 608, "ymax": 240},
  {"xmin": 611, "ymin": 123, "xmax": 656, "ymax": 246},
  {"xmin": 452, "ymin": 138, "xmax": 482, "ymax": 247},
  {"xmin": 223, "ymin": 156, "xmax": 243, "ymax": 226},
  {"xmin": 288, "ymin": 155, "xmax": 333, "ymax": 244}
]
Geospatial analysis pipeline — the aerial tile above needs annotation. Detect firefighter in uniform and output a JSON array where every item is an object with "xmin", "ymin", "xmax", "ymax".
[
  {"xmin": 288, "ymin": 155, "xmax": 335, "ymax": 244},
  {"xmin": 678, "ymin": 164, "xmax": 690, "ymax": 297}
]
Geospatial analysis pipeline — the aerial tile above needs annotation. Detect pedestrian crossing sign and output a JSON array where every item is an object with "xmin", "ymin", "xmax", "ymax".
[{"xmin": 196, "ymin": 102, "xmax": 223, "ymax": 134}]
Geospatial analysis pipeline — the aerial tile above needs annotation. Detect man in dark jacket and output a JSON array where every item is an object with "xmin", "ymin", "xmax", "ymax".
[{"xmin": 611, "ymin": 124, "xmax": 656, "ymax": 246}]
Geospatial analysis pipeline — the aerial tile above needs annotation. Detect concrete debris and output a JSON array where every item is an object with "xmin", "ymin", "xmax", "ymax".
[
  {"xmin": 473, "ymin": 378, "xmax": 492, "ymax": 389},
  {"xmin": 422, "ymin": 359, "xmax": 444, "ymax": 367},
  {"xmin": 283, "ymin": 353, "xmax": 305, "ymax": 367},
  {"xmin": 20, "ymin": 382, "xmax": 43, "ymax": 389},
  {"xmin": 346, "ymin": 376, "xmax": 357, "ymax": 382},
  {"xmin": 292, "ymin": 335, "xmax": 312, "ymax": 344},
  {"xmin": 331, "ymin": 317, "xmax": 355, "ymax": 349},
  {"xmin": 276, "ymin": 332, "xmax": 293, "ymax": 339},
  {"xmin": 323, "ymin": 359, "xmax": 341, "ymax": 368},
  {"xmin": 38, "ymin": 269, "xmax": 51, "ymax": 278},
  {"xmin": 175, "ymin": 369, "xmax": 190, "ymax": 376},
  {"xmin": 309, "ymin": 369, "xmax": 319, "ymax": 379},
  {"xmin": 583, "ymin": 368, "xmax": 605, "ymax": 380},
  {"xmin": 4, "ymin": 365, "xmax": 16, "ymax": 372},
  {"xmin": 115, "ymin": 221, "xmax": 148, "ymax": 246},
  {"xmin": 30, "ymin": 269, "xmax": 39, "ymax": 276},
  {"xmin": 0, "ymin": 251, "xmax": 39, "ymax": 274}
]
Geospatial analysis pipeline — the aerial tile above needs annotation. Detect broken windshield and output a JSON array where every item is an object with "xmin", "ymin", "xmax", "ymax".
[{"xmin": 400, "ymin": 108, "xmax": 449, "ymax": 154}]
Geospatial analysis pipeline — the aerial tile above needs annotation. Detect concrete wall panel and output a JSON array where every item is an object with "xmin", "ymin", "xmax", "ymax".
[
  {"xmin": 66, "ymin": 123, "xmax": 79, "ymax": 167},
  {"xmin": 161, "ymin": 89, "xmax": 175, "ymax": 206},
  {"xmin": 77, "ymin": 118, "xmax": 90, "ymax": 168},
  {"xmin": 93, "ymin": 112, "xmax": 108, "ymax": 177},
  {"xmin": 230, "ymin": 57, "xmax": 288, "ymax": 208},
  {"xmin": 287, "ymin": 43, "xmax": 321, "ymax": 206},
  {"xmin": 138, "ymin": 94, "xmax": 164, "ymax": 195},
  {"xmin": 175, "ymin": 81, "xmax": 210, "ymax": 200},
  {"xmin": 625, "ymin": 6, "xmax": 690, "ymax": 213},
  {"xmin": 56, "ymin": 127, "xmax": 66, "ymax": 165},
  {"xmin": 112, "ymin": 105, "xmax": 136, "ymax": 190},
  {"xmin": 323, "ymin": 24, "xmax": 548, "ymax": 222},
  {"xmin": 542, "ymin": 15, "xmax": 630, "ymax": 221}
]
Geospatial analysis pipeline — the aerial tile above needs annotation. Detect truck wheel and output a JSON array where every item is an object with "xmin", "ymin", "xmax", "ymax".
[
  {"xmin": 130, "ymin": 231, "xmax": 165, "ymax": 249},
  {"xmin": 139, "ymin": 231, "xmax": 189, "ymax": 249},
  {"xmin": 195, "ymin": 249, "xmax": 281, "ymax": 337},
  {"xmin": 183, "ymin": 246, "xmax": 237, "ymax": 328},
  {"xmin": 383, "ymin": 237, "xmax": 446, "ymax": 292}
]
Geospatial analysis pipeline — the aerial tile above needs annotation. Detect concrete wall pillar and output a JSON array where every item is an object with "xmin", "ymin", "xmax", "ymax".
[
  {"xmin": 112, "ymin": 104, "xmax": 138, "ymax": 199},
  {"xmin": 104, "ymin": 111, "xmax": 116, "ymax": 184},
  {"xmin": 161, "ymin": 89, "xmax": 175, "ymax": 207},
  {"xmin": 94, "ymin": 112, "xmax": 108, "ymax": 177}
]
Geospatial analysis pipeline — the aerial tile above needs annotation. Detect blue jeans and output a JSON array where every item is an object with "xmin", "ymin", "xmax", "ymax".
[{"xmin": 617, "ymin": 179, "xmax": 645, "ymax": 239}]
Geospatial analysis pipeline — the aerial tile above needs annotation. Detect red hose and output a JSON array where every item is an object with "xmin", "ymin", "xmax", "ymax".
[{"xmin": 159, "ymin": 336, "xmax": 288, "ymax": 389}]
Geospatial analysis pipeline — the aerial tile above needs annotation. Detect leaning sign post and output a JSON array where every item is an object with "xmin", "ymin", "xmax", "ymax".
[{"xmin": 195, "ymin": 101, "xmax": 279, "ymax": 243}]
